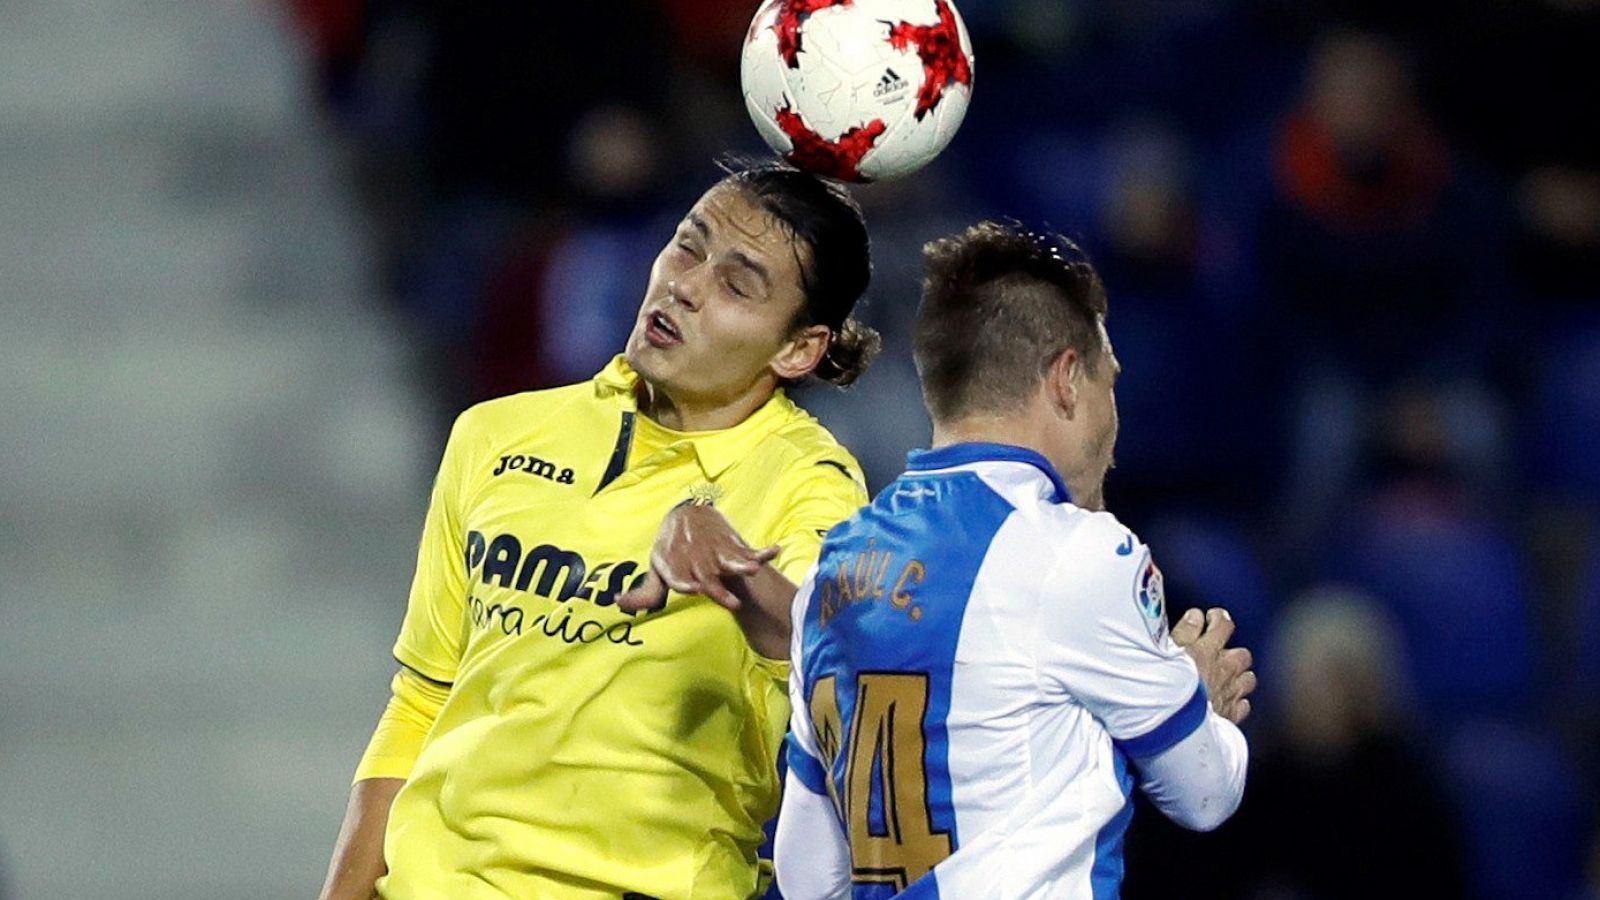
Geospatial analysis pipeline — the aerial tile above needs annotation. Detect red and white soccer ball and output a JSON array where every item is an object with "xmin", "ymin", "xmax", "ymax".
[{"xmin": 740, "ymin": 0, "xmax": 975, "ymax": 183}]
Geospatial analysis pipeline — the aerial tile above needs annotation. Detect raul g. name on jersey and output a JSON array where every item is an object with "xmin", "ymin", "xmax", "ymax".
[{"xmin": 817, "ymin": 538, "xmax": 928, "ymax": 627}]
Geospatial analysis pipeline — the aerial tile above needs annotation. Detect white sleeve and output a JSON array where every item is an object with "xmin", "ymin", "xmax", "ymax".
[
  {"xmin": 1038, "ymin": 516, "xmax": 1208, "ymax": 758},
  {"xmin": 1133, "ymin": 708, "xmax": 1249, "ymax": 831},
  {"xmin": 775, "ymin": 768, "xmax": 851, "ymax": 900},
  {"xmin": 776, "ymin": 568, "xmax": 851, "ymax": 898}
]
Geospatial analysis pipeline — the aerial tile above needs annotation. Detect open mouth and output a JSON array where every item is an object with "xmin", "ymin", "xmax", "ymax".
[{"xmin": 645, "ymin": 310, "xmax": 683, "ymax": 347}]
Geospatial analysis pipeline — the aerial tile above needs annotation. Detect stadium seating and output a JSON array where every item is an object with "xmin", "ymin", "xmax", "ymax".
[
  {"xmin": 1533, "ymin": 319, "xmax": 1600, "ymax": 505},
  {"xmin": 1144, "ymin": 513, "xmax": 1273, "ymax": 668},
  {"xmin": 1340, "ymin": 509, "xmax": 1537, "ymax": 720},
  {"xmin": 1444, "ymin": 720, "xmax": 1590, "ymax": 900}
]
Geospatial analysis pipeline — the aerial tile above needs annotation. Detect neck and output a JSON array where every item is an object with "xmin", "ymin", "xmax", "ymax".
[
  {"xmin": 931, "ymin": 413, "xmax": 1105, "ymax": 511},
  {"xmin": 636, "ymin": 380, "xmax": 775, "ymax": 433},
  {"xmin": 1071, "ymin": 480, "xmax": 1105, "ymax": 512},
  {"xmin": 931, "ymin": 413, "xmax": 1049, "ymax": 455}
]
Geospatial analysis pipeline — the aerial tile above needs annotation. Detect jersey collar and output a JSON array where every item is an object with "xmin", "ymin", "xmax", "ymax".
[
  {"xmin": 592, "ymin": 354, "xmax": 798, "ymax": 479},
  {"xmin": 906, "ymin": 442, "xmax": 1073, "ymax": 504},
  {"xmin": 593, "ymin": 354, "xmax": 640, "ymax": 398}
]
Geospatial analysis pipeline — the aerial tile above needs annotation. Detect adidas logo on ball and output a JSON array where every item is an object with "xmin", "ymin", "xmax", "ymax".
[
  {"xmin": 873, "ymin": 67, "xmax": 909, "ymax": 98},
  {"xmin": 741, "ymin": 0, "xmax": 975, "ymax": 181}
]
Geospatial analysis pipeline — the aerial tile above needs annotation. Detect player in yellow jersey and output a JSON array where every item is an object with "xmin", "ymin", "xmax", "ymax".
[{"xmin": 317, "ymin": 162, "xmax": 882, "ymax": 900}]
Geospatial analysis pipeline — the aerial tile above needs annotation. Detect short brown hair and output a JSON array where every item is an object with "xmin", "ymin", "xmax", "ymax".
[{"xmin": 913, "ymin": 221, "xmax": 1108, "ymax": 422}]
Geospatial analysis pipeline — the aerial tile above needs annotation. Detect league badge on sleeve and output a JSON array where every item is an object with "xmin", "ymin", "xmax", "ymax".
[{"xmin": 1136, "ymin": 559, "xmax": 1168, "ymax": 643}]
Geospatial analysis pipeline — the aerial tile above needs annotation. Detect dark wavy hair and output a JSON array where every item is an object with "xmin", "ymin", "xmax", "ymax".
[{"xmin": 717, "ymin": 159, "xmax": 881, "ymax": 387}]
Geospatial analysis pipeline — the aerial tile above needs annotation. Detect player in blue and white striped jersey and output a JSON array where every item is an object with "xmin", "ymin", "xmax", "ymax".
[{"xmin": 775, "ymin": 222, "xmax": 1255, "ymax": 900}]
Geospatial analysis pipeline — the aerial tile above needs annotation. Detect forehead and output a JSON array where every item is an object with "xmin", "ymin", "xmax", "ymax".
[
  {"xmin": 1098, "ymin": 318, "xmax": 1120, "ymax": 373},
  {"xmin": 689, "ymin": 185, "xmax": 809, "ymax": 269}
]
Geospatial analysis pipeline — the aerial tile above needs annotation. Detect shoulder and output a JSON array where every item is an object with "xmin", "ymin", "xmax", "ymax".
[
  {"xmin": 453, "ymin": 381, "xmax": 595, "ymax": 437},
  {"xmin": 1034, "ymin": 507, "xmax": 1171, "ymax": 642},
  {"xmin": 1018, "ymin": 503, "xmax": 1148, "ymax": 587},
  {"xmin": 438, "ymin": 382, "xmax": 605, "ymax": 481},
  {"xmin": 1044, "ymin": 505, "xmax": 1139, "ymax": 554},
  {"xmin": 755, "ymin": 406, "xmax": 867, "ymax": 492}
]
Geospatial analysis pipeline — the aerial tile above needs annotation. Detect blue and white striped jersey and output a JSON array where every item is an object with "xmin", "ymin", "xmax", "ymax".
[{"xmin": 780, "ymin": 443, "xmax": 1218, "ymax": 900}]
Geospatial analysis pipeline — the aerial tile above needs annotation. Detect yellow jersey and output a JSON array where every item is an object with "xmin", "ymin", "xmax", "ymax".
[{"xmin": 376, "ymin": 356, "xmax": 868, "ymax": 900}]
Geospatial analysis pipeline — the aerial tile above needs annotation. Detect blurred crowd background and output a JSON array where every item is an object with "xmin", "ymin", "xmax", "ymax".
[{"xmin": 1, "ymin": 0, "xmax": 1597, "ymax": 897}]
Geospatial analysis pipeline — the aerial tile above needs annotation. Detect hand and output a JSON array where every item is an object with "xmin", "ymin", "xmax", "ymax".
[
  {"xmin": 1170, "ymin": 607, "xmax": 1256, "ymax": 724},
  {"xmin": 618, "ymin": 504, "xmax": 781, "ymax": 614}
]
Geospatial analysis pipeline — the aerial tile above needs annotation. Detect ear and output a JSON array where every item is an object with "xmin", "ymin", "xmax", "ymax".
[
  {"xmin": 771, "ymin": 324, "xmax": 832, "ymax": 382},
  {"xmin": 1046, "ymin": 348, "xmax": 1081, "ymax": 418}
]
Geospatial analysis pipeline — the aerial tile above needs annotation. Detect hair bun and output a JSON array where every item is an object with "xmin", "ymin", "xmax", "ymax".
[{"xmin": 815, "ymin": 318, "xmax": 882, "ymax": 387}]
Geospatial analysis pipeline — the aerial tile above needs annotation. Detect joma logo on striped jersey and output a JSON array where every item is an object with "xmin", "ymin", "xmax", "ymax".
[
  {"xmin": 492, "ymin": 453, "xmax": 575, "ymax": 484},
  {"xmin": 466, "ymin": 531, "xmax": 649, "ymax": 612}
]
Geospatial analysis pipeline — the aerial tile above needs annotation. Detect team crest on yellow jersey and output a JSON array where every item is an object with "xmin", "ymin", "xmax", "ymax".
[{"xmin": 687, "ymin": 482, "xmax": 724, "ymax": 507}]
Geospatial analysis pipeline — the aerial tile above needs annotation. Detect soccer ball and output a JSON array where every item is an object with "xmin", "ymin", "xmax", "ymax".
[{"xmin": 740, "ymin": 0, "xmax": 975, "ymax": 183}]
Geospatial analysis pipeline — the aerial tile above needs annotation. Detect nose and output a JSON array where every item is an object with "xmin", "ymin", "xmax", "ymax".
[{"xmin": 666, "ymin": 269, "xmax": 707, "ymax": 312}]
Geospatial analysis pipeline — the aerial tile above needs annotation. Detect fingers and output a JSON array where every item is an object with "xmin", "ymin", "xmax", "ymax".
[
  {"xmin": 718, "ymin": 542, "xmax": 780, "ymax": 572},
  {"xmin": 1208, "ymin": 648, "xmax": 1257, "ymax": 725},
  {"xmin": 1170, "ymin": 607, "xmax": 1204, "ymax": 648},
  {"xmin": 618, "ymin": 564, "xmax": 743, "ymax": 613},
  {"xmin": 1234, "ymin": 669, "xmax": 1258, "ymax": 700},
  {"xmin": 1195, "ymin": 608, "xmax": 1235, "ymax": 651},
  {"xmin": 717, "ymin": 546, "xmax": 772, "ymax": 577},
  {"xmin": 1221, "ymin": 646, "xmax": 1252, "ymax": 676},
  {"xmin": 692, "ymin": 559, "xmax": 744, "ymax": 611},
  {"xmin": 644, "ymin": 504, "xmax": 778, "ymax": 598},
  {"xmin": 620, "ymin": 504, "xmax": 779, "ymax": 613},
  {"xmin": 617, "ymin": 569, "xmax": 668, "ymax": 613}
]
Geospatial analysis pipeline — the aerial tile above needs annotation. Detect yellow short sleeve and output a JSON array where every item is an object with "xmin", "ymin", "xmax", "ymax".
[
  {"xmin": 767, "ymin": 455, "xmax": 869, "ymax": 585},
  {"xmin": 392, "ymin": 409, "xmax": 480, "ymax": 684},
  {"xmin": 353, "ymin": 668, "xmax": 451, "ymax": 782}
]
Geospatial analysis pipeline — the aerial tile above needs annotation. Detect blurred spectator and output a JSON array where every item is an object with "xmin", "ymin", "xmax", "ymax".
[
  {"xmin": 1417, "ymin": 0, "xmax": 1600, "ymax": 316},
  {"xmin": 1247, "ymin": 588, "xmax": 1463, "ymax": 900},
  {"xmin": 1532, "ymin": 321, "xmax": 1600, "ymax": 508},
  {"xmin": 1338, "ymin": 501, "xmax": 1536, "ymax": 720},
  {"xmin": 658, "ymin": 0, "xmax": 753, "ymax": 72},
  {"xmin": 467, "ymin": 103, "xmax": 669, "ymax": 400},
  {"xmin": 1367, "ymin": 379, "xmax": 1510, "ymax": 509},
  {"xmin": 1261, "ymin": 33, "xmax": 1517, "ymax": 558},
  {"xmin": 1260, "ymin": 31, "xmax": 1507, "ymax": 373},
  {"xmin": 1129, "ymin": 588, "xmax": 1469, "ymax": 900},
  {"xmin": 1143, "ymin": 512, "xmax": 1274, "ymax": 672},
  {"xmin": 1515, "ymin": 166, "xmax": 1600, "ymax": 305},
  {"xmin": 1445, "ymin": 719, "xmax": 1591, "ymax": 900},
  {"xmin": 1095, "ymin": 121, "xmax": 1275, "ymax": 515},
  {"xmin": 415, "ymin": 4, "xmax": 671, "ymax": 205}
]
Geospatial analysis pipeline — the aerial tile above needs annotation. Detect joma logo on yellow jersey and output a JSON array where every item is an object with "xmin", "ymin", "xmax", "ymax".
[
  {"xmin": 491, "ymin": 453, "xmax": 575, "ymax": 483},
  {"xmin": 465, "ymin": 530, "xmax": 649, "ymax": 611}
]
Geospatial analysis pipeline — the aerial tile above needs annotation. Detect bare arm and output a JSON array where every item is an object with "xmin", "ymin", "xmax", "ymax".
[
  {"xmin": 319, "ymin": 777, "xmax": 404, "ymax": 900},
  {"xmin": 319, "ymin": 669, "xmax": 446, "ymax": 900},
  {"xmin": 721, "ymin": 561, "xmax": 799, "ymax": 659}
]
